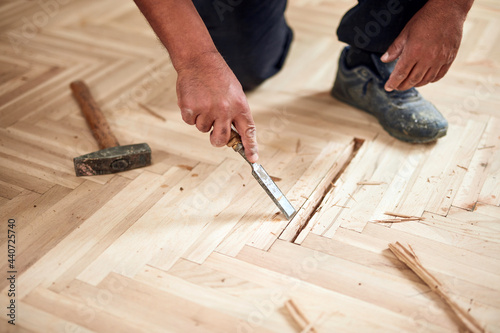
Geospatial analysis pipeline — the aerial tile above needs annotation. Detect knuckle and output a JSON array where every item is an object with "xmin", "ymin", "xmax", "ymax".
[
  {"xmin": 197, "ymin": 126, "xmax": 210, "ymax": 133},
  {"xmin": 182, "ymin": 116, "xmax": 195, "ymax": 125},
  {"xmin": 394, "ymin": 72, "xmax": 407, "ymax": 81},
  {"xmin": 181, "ymin": 108, "xmax": 195, "ymax": 124},
  {"xmin": 178, "ymin": 96, "xmax": 193, "ymax": 110},
  {"xmin": 236, "ymin": 95, "xmax": 249, "ymax": 109},
  {"xmin": 408, "ymin": 77, "xmax": 420, "ymax": 86},
  {"xmin": 196, "ymin": 121, "xmax": 212, "ymax": 133},
  {"xmin": 219, "ymin": 126, "xmax": 229, "ymax": 136},
  {"xmin": 210, "ymin": 135, "xmax": 225, "ymax": 147},
  {"xmin": 432, "ymin": 74, "xmax": 444, "ymax": 83},
  {"xmin": 397, "ymin": 84, "xmax": 408, "ymax": 91},
  {"xmin": 217, "ymin": 100, "xmax": 231, "ymax": 112},
  {"xmin": 245, "ymin": 126, "xmax": 257, "ymax": 140}
]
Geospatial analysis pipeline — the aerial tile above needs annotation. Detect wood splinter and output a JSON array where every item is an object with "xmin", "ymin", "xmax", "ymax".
[
  {"xmin": 357, "ymin": 181, "xmax": 385, "ymax": 185},
  {"xmin": 284, "ymin": 299, "xmax": 320, "ymax": 333},
  {"xmin": 388, "ymin": 242, "xmax": 486, "ymax": 333},
  {"xmin": 371, "ymin": 212, "xmax": 425, "ymax": 223}
]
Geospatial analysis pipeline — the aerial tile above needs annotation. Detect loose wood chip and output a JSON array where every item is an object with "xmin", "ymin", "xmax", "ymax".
[
  {"xmin": 333, "ymin": 204, "xmax": 350, "ymax": 209},
  {"xmin": 357, "ymin": 181, "xmax": 385, "ymax": 185},
  {"xmin": 271, "ymin": 176, "xmax": 282, "ymax": 182},
  {"xmin": 477, "ymin": 145, "xmax": 495, "ymax": 150},
  {"xmin": 388, "ymin": 242, "xmax": 486, "ymax": 333},
  {"xmin": 384, "ymin": 212, "xmax": 415, "ymax": 218},
  {"xmin": 371, "ymin": 218, "xmax": 424, "ymax": 223},
  {"xmin": 371, "ymin": 212, "xmax": 426, "ymax": 223},
  {"xmin": 176, "ymin": 164, "xmax": 194, "ymax": 171},
  {"xmin": 284, "ymin": 299, "xmax": 318, "ymax": 333},
  {"xmin": 300, "ymin": 313, "xmax": 325, "ymax": 333},
  {"xmin": 138, "ymin": 103, "xmax": 167, "ymax": 121}
]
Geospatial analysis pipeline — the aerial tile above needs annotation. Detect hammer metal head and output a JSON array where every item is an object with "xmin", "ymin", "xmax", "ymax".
[{"xmin": 74, "ymin": 143, "xmax": 151, "ymax": 176}]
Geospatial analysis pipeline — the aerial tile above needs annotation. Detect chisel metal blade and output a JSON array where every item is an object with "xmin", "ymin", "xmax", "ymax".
[
  {"xmin": 250, "ymin": 163, "xmax": 296, "ymax": 220},
  {"xmin": 228, "ymin": 132, "xmax": 296, "ymax": 220}
]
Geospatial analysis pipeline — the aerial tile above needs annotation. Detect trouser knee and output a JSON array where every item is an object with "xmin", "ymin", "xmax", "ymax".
[{"xmin": 337, "ymin": 0, "xmax": 428, "ymax": 53}]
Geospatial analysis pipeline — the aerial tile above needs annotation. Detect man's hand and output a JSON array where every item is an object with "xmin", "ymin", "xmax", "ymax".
[
  {"xmin": 134, "ymin": 0, "xmax": 259, "ymax": 162},
  {"xmin": 176, "ymin": 52, "xmax": 258, "ymax": 162},
  {"xmin": 382, "ymin": 0, "xmax": 473, "ymax": 92}
]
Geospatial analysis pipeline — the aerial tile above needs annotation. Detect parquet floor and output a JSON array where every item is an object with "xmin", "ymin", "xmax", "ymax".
[{"xmin": 1, "ymin": 0, "xmax": 499, "ymax": 332}]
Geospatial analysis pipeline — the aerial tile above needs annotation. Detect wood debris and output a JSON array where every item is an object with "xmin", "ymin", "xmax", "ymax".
[
  {"xmin": 177, "ymin": 164, "xmax": 194, "ymax": 171},
  {"xmin": 333, "ymin": 204, "xmax": 350, "ymax": 209},
  {"xmin": 388, "ymin": 242, "xmax": 486, "ymax": 333},
  {"xmin": 371, "ymin": 218, "xmax": 424, "ymax": 223},
  {"xmin": 138, "ymin": 103, "xmax": 167, "ymax": 121},
  {"xmin": 284, "ymin": 299, "xmax": 318, "ymax": 333},
  {"xmin": 384, "ymin": 212, "xmax": 414, "ymax": 218},
  {"xmin": 296, "ymin": 138, "xmax": 301, "ymax": 153},
  {"xmin": 357, "ymin": 181, "xmax": 385, "ymax": 185},
  {"xmin": 371, "ymin": 212, "xmax": 425, "ymax": 223},
  {"xmin": 330, "ymin": 199, "xmax": 349, "ymax": 209},
  {"xmin": 300, "ymin": 313, "xmax": 325, "ymax": 333}
]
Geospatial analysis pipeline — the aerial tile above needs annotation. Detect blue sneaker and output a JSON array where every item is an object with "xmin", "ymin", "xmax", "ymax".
[{"xmin": 331, "ymin": 46, "xmax": 448, "ymax": 143}]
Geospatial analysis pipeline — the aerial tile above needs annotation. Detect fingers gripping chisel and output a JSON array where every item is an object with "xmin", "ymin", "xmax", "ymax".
[{"xmin": 227, "ymin": 129, "xmax": 296, "ymax": 220}]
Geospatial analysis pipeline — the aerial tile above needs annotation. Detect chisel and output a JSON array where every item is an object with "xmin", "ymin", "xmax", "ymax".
[{"xmin": 227, "ymin": 129, "xmax": 296, "ymax": 220}]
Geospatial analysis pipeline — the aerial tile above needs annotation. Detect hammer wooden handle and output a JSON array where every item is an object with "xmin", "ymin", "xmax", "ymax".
[
  {"xmin": 70, "ymin": 80, "xmax": 120, "ymax": 150},
  {"xmin": 227, "ymin": 129, "xmax": 242, "ymax": 149}
]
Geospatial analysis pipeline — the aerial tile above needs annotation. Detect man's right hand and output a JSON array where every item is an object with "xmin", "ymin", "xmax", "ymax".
[
  {"xmin": 133, "ymin": 0, "xmax": 259, "ymax": 163},
  {"xmin": 176, "ymin": 52, "xmax": 259, "ymax": 163}
]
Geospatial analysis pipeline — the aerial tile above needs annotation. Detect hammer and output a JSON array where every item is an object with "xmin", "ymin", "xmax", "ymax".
[{"xmin": 70, "ymin": 80, "xmax": 151, "ymax": 176}]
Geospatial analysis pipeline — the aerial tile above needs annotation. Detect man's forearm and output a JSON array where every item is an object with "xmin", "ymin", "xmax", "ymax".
[
  {"xmin": 134, "ymin": 0, "xmax": 217, "ymax": 72},
  {"xmin": 451, "ymin": 0, "xmax": 474, "ymax": 16}
]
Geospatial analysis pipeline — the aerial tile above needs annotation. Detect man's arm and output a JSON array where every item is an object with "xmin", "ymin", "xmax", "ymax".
[
  {"xmin": 382, "ymin": 0, "xmax": 474, "ymax": 92},
  {"xmin": 133, "ymin": 0, "xmax": 259, "ymax": 162}
]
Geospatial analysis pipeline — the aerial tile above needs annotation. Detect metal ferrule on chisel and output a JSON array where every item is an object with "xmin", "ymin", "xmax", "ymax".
[{"xmin": 227, "ymin": 130, "xmax": 296, "ymax": 220}]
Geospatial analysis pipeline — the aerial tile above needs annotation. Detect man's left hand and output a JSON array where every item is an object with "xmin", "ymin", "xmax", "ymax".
[{"xmin": 382, "ymin": 0, "xmax": 472, "ymax": 92}]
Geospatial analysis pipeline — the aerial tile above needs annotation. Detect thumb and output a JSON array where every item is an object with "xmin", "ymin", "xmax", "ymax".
[
  {"xmin": 234, "ymin": 117, "xmax": 259, "ymax": 163},
  {"xmin": 381, "ymin": 34, "xmax": 406, "ymax": 63}
]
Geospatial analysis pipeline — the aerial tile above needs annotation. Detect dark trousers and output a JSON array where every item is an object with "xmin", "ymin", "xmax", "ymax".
[{"xmin": 193, "ymin": 0, "xmax": 427, "ymax": 90}]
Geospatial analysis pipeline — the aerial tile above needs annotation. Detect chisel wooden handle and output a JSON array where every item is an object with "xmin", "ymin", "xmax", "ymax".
[
  {"xmin": 70, "ymin": 80, "xmax": 120, "ymax": 150},
  {"xmin": 227, "ymin": 128, "xmax": 242, "ymax": 150}
]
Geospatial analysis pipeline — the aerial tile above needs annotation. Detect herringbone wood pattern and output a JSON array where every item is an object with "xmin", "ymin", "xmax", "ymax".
[{"xmin": 0, "ymin": 0, "xmax": 499, "ymax": 332}]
